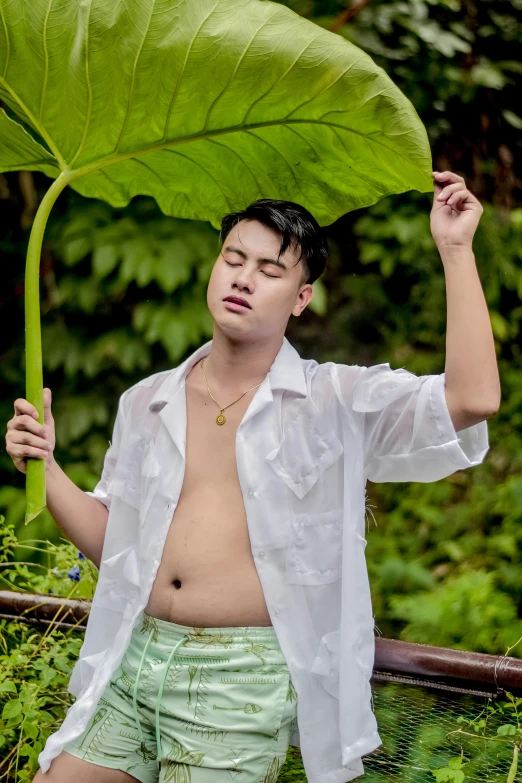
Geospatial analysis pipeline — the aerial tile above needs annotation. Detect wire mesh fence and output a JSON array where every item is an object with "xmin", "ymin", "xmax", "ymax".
[
  {"xmin": 2, "ymin": 592, "xmax": 521, "ymax": 782},
  {"xmin": 363, "ymin": 678, "xmax": 518, "ymax": 782}
]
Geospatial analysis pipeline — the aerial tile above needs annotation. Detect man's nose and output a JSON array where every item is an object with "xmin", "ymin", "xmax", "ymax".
[{"xmin": 233, "ymin": 268, "xmax": 254, "ymax": 292}]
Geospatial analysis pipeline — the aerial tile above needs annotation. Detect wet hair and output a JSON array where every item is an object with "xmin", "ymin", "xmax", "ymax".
[{"xmin": 219, "ymin": 198, "xmax": 328, "ymax": 286}]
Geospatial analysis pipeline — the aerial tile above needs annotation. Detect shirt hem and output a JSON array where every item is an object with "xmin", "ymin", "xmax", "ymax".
[{"xmin": 304, "ymin": 731, "xmax": 382, "ymax": 783}]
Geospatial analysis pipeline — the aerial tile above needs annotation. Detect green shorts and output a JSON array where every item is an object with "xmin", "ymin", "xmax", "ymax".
[{"xmin": 63, "ymin": 610, "xmax": 298, "ymax": 782}]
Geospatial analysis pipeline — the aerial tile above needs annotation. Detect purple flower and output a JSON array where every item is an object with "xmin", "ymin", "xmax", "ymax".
[
  {"xmin": 77, "ymin": 550, "xmax": 86, "ymax": 560},
  {"xmin": 68, "ymin": 565, "xmax": 81, "ymax": 582}
]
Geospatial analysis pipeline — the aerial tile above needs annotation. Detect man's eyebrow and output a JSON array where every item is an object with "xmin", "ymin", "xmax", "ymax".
[{"xmin": 223, "ymin": 245, "xmax": 288, "ymax": 270}]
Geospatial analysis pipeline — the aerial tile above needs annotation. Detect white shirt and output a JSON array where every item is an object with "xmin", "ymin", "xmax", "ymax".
[{"xmin": 39, "ymin": 336, "xmax": 489, "ymax": 782}]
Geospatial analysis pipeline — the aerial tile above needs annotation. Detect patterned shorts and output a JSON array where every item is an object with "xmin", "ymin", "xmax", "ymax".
[{"xmin": 63, "ymin": 610, "xmax": 298, "ymax": 783}]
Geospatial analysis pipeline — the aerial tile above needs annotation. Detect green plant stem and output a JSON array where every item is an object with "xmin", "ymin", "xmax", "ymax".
[
  {"xmin": 25, "ymin": 581, "xmax": 81, "ymax": 665},
  {"xmin": 447, "ymin": 727, "xmax": 518, "ymax": 746},
  {"xmin": 507, "ymin": 744, "xmax": 519, "ymax": 783},
  {"xmin": 15, "ymin": 682, "xmax": 43, "ymax": 783},
  {"xmin": 24, "ymin": 172, "xmax": 70, "ymax": 525}
]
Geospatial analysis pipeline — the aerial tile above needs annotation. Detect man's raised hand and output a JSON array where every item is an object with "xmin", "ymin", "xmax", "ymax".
[{"xmin": 430, "ymin": 170, "xmax": 484, "ymax": 252}]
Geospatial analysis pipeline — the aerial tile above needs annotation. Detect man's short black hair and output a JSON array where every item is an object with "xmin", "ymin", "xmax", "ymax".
[{"xmin": 219, "ymin": 198, "xmax": 328, "ymax": 286}]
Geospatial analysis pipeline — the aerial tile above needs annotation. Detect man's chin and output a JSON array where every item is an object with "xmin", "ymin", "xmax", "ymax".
[{"xmin": 212, "ymin": 314, "xmax": 255, "ymax": 339}]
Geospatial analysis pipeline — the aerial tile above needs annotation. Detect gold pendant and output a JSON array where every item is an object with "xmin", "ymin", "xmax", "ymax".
[{"xmin": 216, "ymin": 412, "xmax": 226, "ymax": 426}]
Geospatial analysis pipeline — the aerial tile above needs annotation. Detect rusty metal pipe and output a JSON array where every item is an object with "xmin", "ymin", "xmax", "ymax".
[
  {"xmin": 2, "ymin": 591, "xmax": 522, "ymax": 695},
  {"xmin": 374, "ymin": 637, "xmax": 522, "ymax": 695}
]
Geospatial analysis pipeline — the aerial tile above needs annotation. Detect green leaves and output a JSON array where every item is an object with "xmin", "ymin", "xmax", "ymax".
[
  {"xmin": 0, "ymin": 0, "xmax": 433, "ymax": 523},
  {"xmin": 431, "ymin": 756, "xmax": 467, "ymax": 783},
  {"xmin": 0, "ymin": 111, "xmax": 58, "ymax": 177},
  {"xmin": 0, "ymin": 0, "xmax": 432, "ymax": 228}
]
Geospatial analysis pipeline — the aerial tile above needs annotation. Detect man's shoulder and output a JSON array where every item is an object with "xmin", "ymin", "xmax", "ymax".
[
  {"xmin": 127, "ymin": 368, "xmax": 174, "ymax": 392},
  {"xmin": 120, "ymin": 368, "xmax": 175, "ymax": 415},
  {"xmin": 300, "ymin": 355, "xmax": 365, "ymax": 386}
]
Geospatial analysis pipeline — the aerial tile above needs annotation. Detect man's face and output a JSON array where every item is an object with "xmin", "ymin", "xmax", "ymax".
[{"xmin": 206, "ymin": 219, "xmax": 313, "ymax": 341}]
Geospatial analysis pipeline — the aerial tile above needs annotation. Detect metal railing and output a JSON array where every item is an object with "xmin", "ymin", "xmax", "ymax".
[{"xmin": 2, "ymin": 589, "xmax": 521, "ymax": 698}]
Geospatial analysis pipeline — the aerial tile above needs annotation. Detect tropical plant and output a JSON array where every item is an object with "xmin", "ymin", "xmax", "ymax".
[{"xmin": 0, "ymin": 0, "xmax": 432, "ymax": 523}]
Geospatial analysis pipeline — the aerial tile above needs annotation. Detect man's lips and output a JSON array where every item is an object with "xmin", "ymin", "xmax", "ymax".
[{"xmin": 223, "ymin": 297, "xmax": 251, "ymax": 309}]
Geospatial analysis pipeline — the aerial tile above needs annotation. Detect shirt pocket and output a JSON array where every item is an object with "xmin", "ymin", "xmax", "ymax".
[
  {"xmin": 265, "ymin": 412, "xmax": 344, "ymax": 501},
  {"xmin": 285, "ymin": 509, "xmax": 343, "ymax": 585}
]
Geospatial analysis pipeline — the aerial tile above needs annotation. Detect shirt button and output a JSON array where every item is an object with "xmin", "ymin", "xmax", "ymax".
[
  {"xmin": 258, "ymin": 551, "xmax": 265, "ymax": 558},
  {"xmin": 274, "ymin": 608, "xmax": 280, "ymax": 616},
  {"xmin": 248, "ymin": 489, "xmax": 255, "ymax": 497}
]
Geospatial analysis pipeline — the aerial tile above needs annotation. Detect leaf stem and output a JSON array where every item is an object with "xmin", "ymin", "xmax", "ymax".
[{"xmin": 24, "ymin": 172, "xmax": 70, "ymax": 525}]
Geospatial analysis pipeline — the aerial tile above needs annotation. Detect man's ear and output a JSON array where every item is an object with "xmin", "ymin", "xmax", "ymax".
[{"xmin": 292, "ymin": 283, "xmax": 313, "ymax": 316}]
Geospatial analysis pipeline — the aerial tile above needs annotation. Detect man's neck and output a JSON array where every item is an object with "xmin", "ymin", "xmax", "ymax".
[{"xmin": 201, "ymin": 327, "xmax": 284, "ymax": 393}]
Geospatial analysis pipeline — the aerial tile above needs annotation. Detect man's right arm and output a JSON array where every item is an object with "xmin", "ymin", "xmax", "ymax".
[
  {"xmin": 46, "ymin": 459, "xmax": 109, "ymax": 570},
  {"xmin": 6, "ymin": 386, "xmax": 128, "ymax": 571}
]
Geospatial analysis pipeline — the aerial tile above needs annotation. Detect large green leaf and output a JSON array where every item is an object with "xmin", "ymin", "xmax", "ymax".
[
  {"xmin": 0, "ymin": 0, "xmax": 432, "ymax": 228},
  {"xmin": 0, "ymin": 110, "xmax": 59, "ymax": 177}
]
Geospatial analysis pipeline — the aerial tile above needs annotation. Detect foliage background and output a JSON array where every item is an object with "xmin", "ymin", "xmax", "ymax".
[{"xmin": 1, "ymin": 0, "xmax": 521, "ymax": 656}]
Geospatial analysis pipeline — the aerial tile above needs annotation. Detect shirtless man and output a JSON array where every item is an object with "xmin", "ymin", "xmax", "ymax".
[
  {"xmin": 7, "ymin": 173, "xmax": 500, "ymax": 782},
  {"xmin": 6, "ymin": 198, "xmax": 325, "ymax": 782}
]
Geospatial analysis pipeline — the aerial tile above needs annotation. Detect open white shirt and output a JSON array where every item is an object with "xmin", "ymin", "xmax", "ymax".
[{"xmin": 39, "ymin": 336, "xmax": 489, "ymax": 782}]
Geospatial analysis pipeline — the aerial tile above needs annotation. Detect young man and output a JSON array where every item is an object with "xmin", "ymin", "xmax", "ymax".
[{"xmin": 7, "ymin": 171, "xmax": 499, "ymax": 783}]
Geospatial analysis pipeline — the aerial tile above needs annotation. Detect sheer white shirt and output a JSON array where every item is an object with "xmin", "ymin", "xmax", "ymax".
[{"xmin": 39, "ymin": 336, "xmax": 489, "ymax": 782}]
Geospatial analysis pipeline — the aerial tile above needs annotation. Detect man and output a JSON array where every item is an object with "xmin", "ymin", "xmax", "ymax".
[{"xmin": 7, "ymin": 170, "xmax": 499, "ymax": 783}]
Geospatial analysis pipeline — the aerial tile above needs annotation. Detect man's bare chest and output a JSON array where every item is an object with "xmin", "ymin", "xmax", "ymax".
[
  {"xmin": 144, "ymin": 366, "xmax": 272, "ymax": 625},
  {"xmin": 181, "ymin": 373, "xmax": 254, "ymax": 493}
]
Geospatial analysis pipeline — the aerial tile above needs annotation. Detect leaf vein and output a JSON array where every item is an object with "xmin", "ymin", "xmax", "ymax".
[
  {"xmin": 0, "ymin": 76, "xmax": 66, "ymax": 169},
  {"xmin": 162, "ymin": 147, "xmax": 233, "ymax": 212},
  {"xmin": 115, "ymin": 0, "xmax": 157, "ymax": 154},
  {"xmin": 202, "ymin": 8, "xmax": 281, "ymax": 134},
  {"xmin": 0, "ymin": 2, "xmax": 10, "ymax": 80},
  {"xmin": 130, "ymin": 156, "xmax": 169, "ymax": 189},
  {"xmin": 281, "ymin": 123, "xmax": 318, "ymax": 160},
  {"xmin": 39, "ymin": 0, "xmax": 54, "ymax": 124},
  {"xmin": 242, "ymin": 30, "xmax": 324, "ymax": 127},
  {"xmin": 69, "ymin": 118, "xmax": 428, "ymax": 185},
  {"xmin": 162, "ymin": 1, "xmax": 220, "ymax": 143},
  {"xmin": 330, "ymin": 126, "xmax": 383, "ymax": 191},
  {"xmin": 242, "ymin": 129, "xmax": 301, "ymax": 194},
  {"xmin": 69, "ymin": 0, "xmax": 94, "ymax": 168},
  {"xmin": 204, "ymin": 137, "xmax": 263, "ymax": 199},
  {"xmin": 285, "ymin": 55, "xmax": 368, "ymax": 120}
]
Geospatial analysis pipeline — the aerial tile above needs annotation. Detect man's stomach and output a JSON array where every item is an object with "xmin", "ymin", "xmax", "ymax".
[{"xmin": 144, "ymin": 498, "xmax": 273, "ymax": 628}]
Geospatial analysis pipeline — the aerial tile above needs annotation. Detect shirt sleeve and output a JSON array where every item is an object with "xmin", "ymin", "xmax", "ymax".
[
  {"xmin": 85, "ymin": 391, "xmax": 127, "ymax": 511},
  {"xmin": 349, "ymin": 363, "xmax": 490, "ymax": 483}
]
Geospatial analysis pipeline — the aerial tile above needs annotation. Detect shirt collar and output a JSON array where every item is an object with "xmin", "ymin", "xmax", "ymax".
[{"xmin": 148, "ymin": 335, "xmax": 307, "ymax": 411}]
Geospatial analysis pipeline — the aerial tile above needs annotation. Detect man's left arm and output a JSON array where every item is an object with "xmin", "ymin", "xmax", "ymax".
[
  {"xmin": 334, "ymin": 169, "xmax": 500, "ymax": 484},
  {"xmin": 431, "ymin": 169, "xmax": 501, "ymax": 428}
]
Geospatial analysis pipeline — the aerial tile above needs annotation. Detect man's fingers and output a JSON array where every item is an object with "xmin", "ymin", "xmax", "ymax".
[
  {"xmin": 13, "ymin": 390, "xmax": 52, "ymax": 423},
  {"xmin": 446, "ymin": 189, "xmax": 469, "ymax": 207},
  {"xmin": 437, "ymin": 183, "xmax": 464, "ymax": 201},
  {"xmin": 433, "ymin": 170, "xmax": 465, "ymax": 185},
  {"xmin": 7, "ymin": 413, "xmax": 46, "ymax": 437},
  {"xmin": 11, "ymin": 442, "xmax": 50, "ymax": 461},
  {"xmin": 13, "ymin": 398, "xmax": 39, "ymax": 419},
  {"xmin": 43, "ymin": 388, "xmax": 53, "ymax": 424}
]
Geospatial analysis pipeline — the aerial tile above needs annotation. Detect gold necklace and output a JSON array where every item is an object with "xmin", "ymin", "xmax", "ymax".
[{"xmin": 200, "ymin": 358, "xmax": 263, "ymax": 426}]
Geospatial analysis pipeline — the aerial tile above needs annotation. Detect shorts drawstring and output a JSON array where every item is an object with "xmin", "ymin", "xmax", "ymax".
[
  {"xmin": 132, "ymin": 626, "xmax": 189, "ymax": 769},
  {"xmin": 154, "ymin": 634, "xmax": 189, "ymax": 766},
  {"xmin": 133, "ymin": 629, "xmax": 154, "ymax": 756}
]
